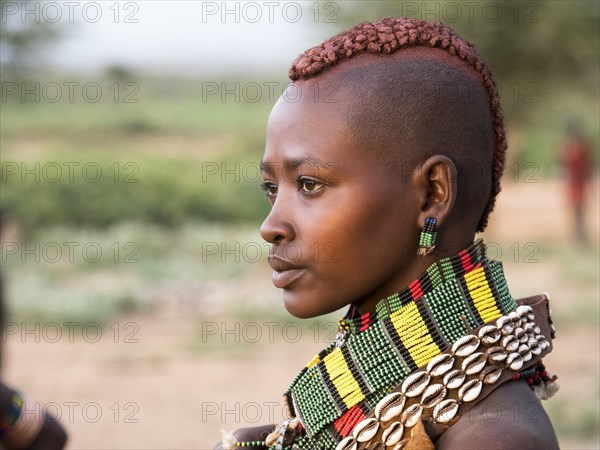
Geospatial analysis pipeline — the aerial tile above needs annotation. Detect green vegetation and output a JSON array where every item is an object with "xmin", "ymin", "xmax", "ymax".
[
  {"xmin": 1, "ymin": 221, "xmax": 271, "ymax": 322},
  {"xmin": 1, "ymin": 76, "xmax": 279, "ymax": 235},
  {"xmin": 1, "ymin": 74, "xmax": 597, "ymax": 236}
]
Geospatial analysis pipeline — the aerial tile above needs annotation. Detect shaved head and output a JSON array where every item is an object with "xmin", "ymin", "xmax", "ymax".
[{"xmin": 336, "ymin": 48, "xmax": 493, "ymax": 226}]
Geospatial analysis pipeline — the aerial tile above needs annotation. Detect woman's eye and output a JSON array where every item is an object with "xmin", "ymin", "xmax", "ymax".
[
  {"xmin": 299, "ymin": 178, "xmax": 325, "ymax": 193},
  {"xmin": 260, "ymin": 182, "xmax": 278, "ymax": 197}
]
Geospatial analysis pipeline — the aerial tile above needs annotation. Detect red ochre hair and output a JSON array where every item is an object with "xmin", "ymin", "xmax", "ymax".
[{"xmin": 289, "ymin": 17, "xmax": 506, "ymax": 232}]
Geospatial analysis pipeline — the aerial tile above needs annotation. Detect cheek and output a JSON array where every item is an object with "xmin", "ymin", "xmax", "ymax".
[
  {"xmin": 344, "ymin": 187, "xmax": 414, "ymax": 246},
  {"xmin": 283, "ymin": 183, "xmax": 417, "ymax": 318},
  {"xmin": 319, "ymin": 188, "xmax": 416, "ymax": 283}
]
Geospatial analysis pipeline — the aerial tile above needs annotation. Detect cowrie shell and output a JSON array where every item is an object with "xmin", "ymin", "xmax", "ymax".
[
  {"xmin": 451, "ymin": 335, "xmax": 480, "ymax": 357},
  {"xmin": 458, "ymin": 379, "xmax": 483, "ymax": 403},
  {"xmin": 497, "ymin": 314, "xmax": 514, "ymax": 335},
  {"xmin": 496, "ymin": 316, "xmax": 511, "ymax": 330},
  {"xmin": 401, "ymin": 404, "xmax": 423, "ymax": 428},
  {"xmin": 427, "ymin": 354, "xmax": 455, "ymax": 377},
  {"xmin": 479, "ymin": 365, "xmax": 503, "ymax": 384},
  {"xmin": 516, "ymin": 305, "xmax": 533, "ymax": 317},
  {"xmin": 502, "ymin": 335, "xmax": 519, "ymax": 352},
  {"xmin": 401, "ymin": 371, "xmax": 430, "ymax": 398},
  {"xmin": 393, "ymin": 440, "xmax": 409, "ymax": 450},
  {"xmin": 514, "ymin": 326, "xmax": 526, "ymax": 339},
  {"xmin": 530, "ymin": 342, "xmax": 542, "ymax": 356},
  {"xmin": 515, "ymin": 327, "xmax": 528, "ymax": 344},
  {"xmin": 382, "ymin": 421, "xmax": 404, "ymax": 446},
  {"xmin": 509, "ymin": 311, "xmax": 520, "ymax": 323},
  {"xmin": 485, "ymin": 346, "xmax": 507, "ymax": 364},
  {"xmin": 335, "ymin": 436, "xmax": 357, "ymax": 450},
  {"xmin": 517, "ymin": 304, "xmax": 535, "ymax": 321},
  {"xmin": 352, "ymin": 417, "xmax": 379, "ymax": 443},
  {"xmin": 478, "ymin": 325, "xmax": 501, "ymax": 346},
  {"xmin": 443, "ymin": 369, "xmax": 466, "ymax": 389},
  {"xmin": 421, "ymin": 383, "xmax": 447, "ymax": 408},
  {"xmin": 462, "ymin": 352, "xmax": 486, "ymax": 375},
  {"xmin": 518, "ymin": 343, "xmax": 532, "ymax": 362},
  {"xmin": 375, "ymin": 392, "xmax": 406, "ymax": 422},
  {"xmin": 525, "ymin": 332, "xmax": 536, "ymax": 343},
  {"xmin": 532, "ymin": 325, "xmax": 542, "ymax": 335},
  {"xmin": 433, "ymin": 399, "xmax": 459, "ymax": 423},
  {"xmin": 506, "ymin": 352, "xmax": 524, "ymax": 371}
]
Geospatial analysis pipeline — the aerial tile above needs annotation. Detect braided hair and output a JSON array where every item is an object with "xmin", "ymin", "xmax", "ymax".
[{"xmin": 289, "ymin": 17, "xmax": 506, "ymax": 232}]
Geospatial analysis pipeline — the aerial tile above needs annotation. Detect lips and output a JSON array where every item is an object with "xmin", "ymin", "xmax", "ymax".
[{"xmin": 268, "ymin": 255, "xmax": 306, "ymax": 289}]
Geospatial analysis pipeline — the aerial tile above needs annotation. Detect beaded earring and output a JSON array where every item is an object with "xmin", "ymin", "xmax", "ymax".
[{"xmin": 417, "ymin": 217, "xmax": 437, "ymax": 256}]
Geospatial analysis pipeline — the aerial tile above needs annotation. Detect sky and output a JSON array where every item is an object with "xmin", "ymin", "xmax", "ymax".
[{"xmin": 21, "ymin": 1, "xmax": 336, "ymax": 75}]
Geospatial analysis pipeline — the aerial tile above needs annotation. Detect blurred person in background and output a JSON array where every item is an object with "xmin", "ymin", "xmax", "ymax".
[{"xmin": 560, "ymin": 120, "xmax": 593, "ymax": 244}]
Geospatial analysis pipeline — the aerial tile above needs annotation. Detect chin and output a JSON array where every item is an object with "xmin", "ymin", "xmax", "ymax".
[
  {"xmin": 282, "ymin": 290, "xmax": 321, "ymax": 319},
  {"xmin": 282, "ymin": 289, "xmax": 341, "ymax": 319}
]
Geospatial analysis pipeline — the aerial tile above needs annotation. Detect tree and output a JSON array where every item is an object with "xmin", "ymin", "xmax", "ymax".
[{"xmin": 0, "ymin": 0, "xmax": 63, "ymax": 78}]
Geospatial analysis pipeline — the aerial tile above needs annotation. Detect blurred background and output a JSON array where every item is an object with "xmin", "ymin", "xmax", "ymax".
[{"xmin": 0, "ymin": 0, "xmax": 598, "ymax": 448}]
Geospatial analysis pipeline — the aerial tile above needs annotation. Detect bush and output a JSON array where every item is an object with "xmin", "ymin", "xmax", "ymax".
[{"xmin": 1, "ymin": 147, "xmax": 271, "ymax": 236}]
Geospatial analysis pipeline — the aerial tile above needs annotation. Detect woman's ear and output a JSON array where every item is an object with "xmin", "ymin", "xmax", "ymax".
[{"xmin": 412, "ymin": 154, "xmax": 457, "ymax": 228}]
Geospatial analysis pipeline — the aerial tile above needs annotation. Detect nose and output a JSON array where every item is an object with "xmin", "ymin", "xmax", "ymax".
[{"xmin": 260, "ymin": 201, "xmax": 295, "ymax": 244}]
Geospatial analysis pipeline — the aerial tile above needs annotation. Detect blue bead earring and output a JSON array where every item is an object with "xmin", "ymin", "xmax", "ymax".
[{"xmin": 417, "ymin": 217, "xmax": 437, "ymax": 256}]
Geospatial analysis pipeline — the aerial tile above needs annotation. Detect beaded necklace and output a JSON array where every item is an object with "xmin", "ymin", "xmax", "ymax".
[
  {"xmin": 0, "ymin": 390, "xmax": 24, "ymax": 437},
  {"xmin": 274, "ymin": 239, "xmax": 517, "ymax": 449}
]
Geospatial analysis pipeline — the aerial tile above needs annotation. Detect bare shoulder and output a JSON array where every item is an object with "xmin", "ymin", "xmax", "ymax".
[{"xmin": 436, "ymin": 381, "xmax": 559, "ymax": 450}]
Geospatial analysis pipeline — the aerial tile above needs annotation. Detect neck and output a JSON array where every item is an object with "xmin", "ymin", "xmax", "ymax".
[{"xmin": 354, "ymin": 234, "xmax": 476, "ymax": 314}]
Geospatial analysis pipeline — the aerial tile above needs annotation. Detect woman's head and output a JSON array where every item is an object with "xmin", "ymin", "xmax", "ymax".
[{"xmin": 260, "ymin": 17, "xmax": 506, "ymax": 318}]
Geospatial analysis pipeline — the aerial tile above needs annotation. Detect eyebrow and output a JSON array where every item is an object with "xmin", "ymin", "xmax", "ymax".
[{"xmin": 259, "ymin": 155, "xmax": 329, "ymax": 172}]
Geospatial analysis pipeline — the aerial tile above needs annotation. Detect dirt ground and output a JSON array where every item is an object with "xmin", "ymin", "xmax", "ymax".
[{"xmin": 3, "ymin": 179, "xmax": 599, "ymax": 449}]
